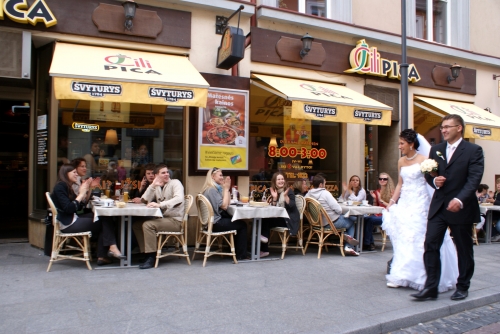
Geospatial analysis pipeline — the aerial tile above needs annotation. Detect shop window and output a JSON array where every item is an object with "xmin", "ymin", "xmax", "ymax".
[
  {"xmin": 249, "ymin": 85, "xmax": 341, "ymax": 198},
  {"xmin": 57, "ymin": 100, "xmax": 184, "ymax": 193}
]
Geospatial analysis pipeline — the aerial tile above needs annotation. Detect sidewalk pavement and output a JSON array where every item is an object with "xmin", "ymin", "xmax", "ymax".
[{"xmin": 1, "ymin": 241, "xmax": 500, "ymax": 334}]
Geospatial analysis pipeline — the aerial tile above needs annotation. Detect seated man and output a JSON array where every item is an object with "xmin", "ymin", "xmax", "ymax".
[
  {"xmin": 305, "ymin": 175, "xmax": 359, "ymax": 256},
  {"xmin": 129, "ymin": 163, "xmax": 156, "ymax": 203},
  {"xmin": 132, "ymin": 163, "xmax": 184, "ymax": 269}
]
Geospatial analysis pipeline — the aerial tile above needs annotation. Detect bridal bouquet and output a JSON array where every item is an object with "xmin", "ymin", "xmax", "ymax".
[{"xmin": 420, "ymin": 159, "xmax": 438, "ymax": 176}]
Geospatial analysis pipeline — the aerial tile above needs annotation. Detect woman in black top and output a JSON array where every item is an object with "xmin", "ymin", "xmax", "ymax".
[
  {"xmin": 51, "ymin": 164, "xmax": 125, "ymax": 265},
  {"xmin": 260, "ymin": 172, "xmax": 300, "ymax": 257}
]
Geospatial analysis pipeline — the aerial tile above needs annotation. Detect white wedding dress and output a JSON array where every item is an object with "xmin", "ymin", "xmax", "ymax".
[{"xmin": 382, "ymin": 163, "xmax": 458, "ymax": 292}]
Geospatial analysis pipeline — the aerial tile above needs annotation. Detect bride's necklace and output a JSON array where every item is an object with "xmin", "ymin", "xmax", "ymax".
[{"xmin": 405, "ymin": 152, "xmax": 418, "ymax": 161}]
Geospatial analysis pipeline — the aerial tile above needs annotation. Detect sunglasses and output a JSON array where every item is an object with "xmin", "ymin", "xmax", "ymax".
[
  {"xmin": 211, "ymin": 167, "xmax": 220, "ymax": 174},
  {"xmin": 379, "ymin": 178, "xmax": 388, "ymax": 181}
]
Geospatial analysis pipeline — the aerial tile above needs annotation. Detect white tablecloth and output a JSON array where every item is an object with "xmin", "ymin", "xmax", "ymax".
[
  {"xmin": 93, "ymin": 203, "xmax": 163, "ymax": 222},
  {"xmin": 480, "ymin": 205, "xmax": 500, "ymax": 215},
  {"xmin": 226, "ymin": 204, "xmax": 289, "ymax": 221},
  {"xmin": 339, "ymin": 204, "xmax": 384, "ymax": 217}
]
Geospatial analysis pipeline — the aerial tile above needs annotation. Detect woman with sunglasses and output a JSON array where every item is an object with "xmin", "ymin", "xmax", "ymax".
[
  {"xmin": 362, "ymin": 173, "xmax": 395, "ymax": 251},
  {"xmin": 201, "ymin": 167, "xmax": 249, "ymax": 260},
  {"xmin": 259, "ymin": 172, "xmax": 300, "ymax": 257}
]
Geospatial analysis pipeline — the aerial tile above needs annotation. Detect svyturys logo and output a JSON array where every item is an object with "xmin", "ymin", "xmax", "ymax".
[
  {"xmin": 71, "ymin": 82, "xmax": 122, "ymax": 97},
  {"xmin": 304, "ymin": 104, "xmax": 337, "ymax": 118},
  {"xmin": 472, "ymin": 127, "xmax": 491, "ymax": 137},
  {"xmin": 148, "ymin": 88, "xmax": 194, "ymax": 102},
  {"xmin": 354, "ymin": 110, "xmax": 382, "ymax": 122}
]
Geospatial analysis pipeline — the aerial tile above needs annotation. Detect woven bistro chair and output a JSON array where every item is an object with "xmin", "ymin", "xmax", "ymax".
[
  {"xmin": 269, "ymin": 195, "xmax": 306, "ymax": 259},
  {"xmin": 155, "ymin": 195, "xmax": 194, "ymax": 268},
  {"xmin": 193, "ymin": 194, "xmax": 238, "ymax": 267},
  {"xmin": 303, "ymin": 197, "xmax": 345, "ymax": 258},
  {"xmin": 472, "ymin": 223, "xmax": 479, "ymax": 246},
  {"xmin": 45, "ymin": 192, "xmax": 92, "ymax": 272}
]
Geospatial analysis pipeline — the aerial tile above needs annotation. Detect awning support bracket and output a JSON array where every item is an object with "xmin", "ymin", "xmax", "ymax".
[{"xmin": 72, "ymin": 100, "xmax": 80, "ymax": 113}]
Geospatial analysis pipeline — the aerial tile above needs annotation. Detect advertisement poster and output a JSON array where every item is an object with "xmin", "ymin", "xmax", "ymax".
[
  {"xmin": 198, "ymin": 88, "xmax": 249, "ymax": 170},
  {"xmin": 89, "ymin": 101, "xmax": 130, "ymax": 123}
]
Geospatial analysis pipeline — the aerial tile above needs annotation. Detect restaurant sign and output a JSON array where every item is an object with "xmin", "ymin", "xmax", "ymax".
[
  {"xmin": 0, "ymin": 0, "xmax": 57, "ymax": 27},
  {"xmin": 472, "ymin": 127, "xmax": 492, "ymax": 138},
  {"xmin": 345, "ymin": 39, "xmax": 421, "ymax": 83},
  {"xmin": 72, "ymin": 122, "xmax": 100, "ymax": 132},
  {"xmin": 216, "ymin": 26, "xmax": 245, "ymax": 70}
]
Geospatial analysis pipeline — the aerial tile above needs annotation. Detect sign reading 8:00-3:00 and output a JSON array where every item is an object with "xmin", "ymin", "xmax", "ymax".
[{"xmin": 268, "ymin": 146, "xmax": 327, "ymax": 159}]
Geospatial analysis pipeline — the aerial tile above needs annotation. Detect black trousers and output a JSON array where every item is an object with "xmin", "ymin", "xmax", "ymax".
[
  {"xmin": 63, "ymin": 213, "xmax": 117, "ymax": 258},
  {"xmin": 423, "ymin": 211, "xmax": 474, "ymax": 291},
  {"xmin": 260, "ymin": 217, "xmax": 288, "ymax": 252},
  {"xmin": 212, "ymin": 217, "xmax": 248, "ymax": 260}
]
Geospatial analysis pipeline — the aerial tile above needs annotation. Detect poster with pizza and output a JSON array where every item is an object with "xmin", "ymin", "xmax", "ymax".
[{"xmin": 198, "ymin": 88, "xmax": 249, "ymax": 170}]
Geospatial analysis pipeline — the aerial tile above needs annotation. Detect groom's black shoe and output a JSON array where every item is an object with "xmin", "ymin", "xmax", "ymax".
[
  {"xmin": 410, "ymin": 288, "xmax": 438, "ymax": 300},
  {"xmin": 450, "ymin": 289, "xmax": 468, "ymax": 301}
]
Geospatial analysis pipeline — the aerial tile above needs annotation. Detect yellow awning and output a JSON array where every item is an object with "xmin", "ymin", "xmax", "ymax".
[
  {"xmin": 50, "ymin": 43, "xmax": 209, "ymax": 107},
  {"xmin": 415, "ymin": 96, "xmax": 500, "ymax": 141},
  {"xmin": 251, "ymin": 74, "xmax": 392, "ymax": 126}
]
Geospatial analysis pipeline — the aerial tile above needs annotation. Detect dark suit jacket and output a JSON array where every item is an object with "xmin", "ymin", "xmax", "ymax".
[
  {"xmin": 424, "ymin": 139, "xmax": 484, "ymax": 225},
  {"xmin": 51, "ymin": 181, "xmax": 85, "ymax": 226}
]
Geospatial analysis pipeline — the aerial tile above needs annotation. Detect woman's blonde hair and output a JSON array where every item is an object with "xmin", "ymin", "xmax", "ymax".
[
  {"xmin": 200, "ymin": 167, "xmax": 219, "ymax": 194},
  {"xmin": 379, "ymin": 172, "xmax": 395, "ymax": 203}
]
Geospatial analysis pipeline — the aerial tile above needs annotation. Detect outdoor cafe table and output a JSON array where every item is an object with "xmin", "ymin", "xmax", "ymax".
[
  {"xmin": 226, "ymin": 203, "xmax": 289, "ymax": 261},
  {"xmin": 339, "ymin": 204, "xmax": 384, "ymax": 253},
  {"xmin": 92, "ymin": 202, "xmax": 162, "ymax": 268},
  {"xmin": 480, "ymin": 204, "xmax": 500, "ymax": 244}
]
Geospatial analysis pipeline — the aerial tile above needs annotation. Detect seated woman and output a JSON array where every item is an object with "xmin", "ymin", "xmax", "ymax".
[
  {"xmin": 293, "ymin": 179, "xmax": 310, "ymax": 196},
  {"xmin": 51, "ymin": 164, "xmax": 125, "ymax": 266},
  {"xmin": 260, "ymin": 172, "xmax": 300, "ymax": 258},
  {"xmin": 201, "ymin": 168, "xmax": 248, "ymax": 260},
  {"xmin": 341, "ymin": 175, "xmax": 366, "ymax": 202},
  {"xmin": 71, "ymin": 158, "xmax": 100, "ymax": 205},
  {"xmin": 363, "ymin": 172, "xmax": 395, "ymax": 251}
]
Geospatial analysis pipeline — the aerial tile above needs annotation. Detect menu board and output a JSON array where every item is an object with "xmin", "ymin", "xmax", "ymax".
[
  {"xmin": 37, "ymin": 130, "xmax": 48, "ymax": 165},
  {"xmin": 198, "ymin": 88, "xmax": 249, "ymax": 170}
]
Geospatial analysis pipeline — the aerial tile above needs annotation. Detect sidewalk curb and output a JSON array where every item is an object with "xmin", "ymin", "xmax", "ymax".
[{"xmin": 347, "ymin": 291, "xmax": 500, "ymax": 334}]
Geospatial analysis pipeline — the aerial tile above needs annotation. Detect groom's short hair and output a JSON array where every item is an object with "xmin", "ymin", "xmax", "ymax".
[{"xmin": 442, "ymin": 114, "xmax": 465, "ymax": 134}]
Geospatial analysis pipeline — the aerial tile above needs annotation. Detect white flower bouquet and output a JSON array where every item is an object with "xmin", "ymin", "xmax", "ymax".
[{"xmin": 420, "ymin": 159, "xmax": 438, "ymax": 176}]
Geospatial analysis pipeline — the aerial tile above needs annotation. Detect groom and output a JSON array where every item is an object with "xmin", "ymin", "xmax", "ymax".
[{"xmin": 412, "ymin": 114, "xmax": 484, "ymax": 301}]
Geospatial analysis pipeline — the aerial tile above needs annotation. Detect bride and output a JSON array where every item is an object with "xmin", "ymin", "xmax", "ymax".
[{"xmin": 382, "ymin": 129, "xmax": 458, "ymax": 292}]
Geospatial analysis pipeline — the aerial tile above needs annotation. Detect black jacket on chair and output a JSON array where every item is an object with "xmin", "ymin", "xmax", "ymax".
[
  {"xmin": 282, "ymin": 189, "xmax": 300, "ymax": 236},
  {"xmin": 51, "ymin": 181, "xmax": 86, "ymax": 226},
  {"xmin": 424, "ymin": 140, "xmax": 484, "ymax": 224}
]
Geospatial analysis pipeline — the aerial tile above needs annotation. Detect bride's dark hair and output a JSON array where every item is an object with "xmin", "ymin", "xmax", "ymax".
[{"xmin": 399, "ymin": 129, "xmax": 420, "ymax": 150}]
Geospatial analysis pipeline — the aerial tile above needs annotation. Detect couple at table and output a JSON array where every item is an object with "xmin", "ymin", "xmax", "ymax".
[
  {"xmin": 201, "ymin": 168, "xmax": 300, "ymax": 260},
  {"xmin": 383, "ymin": 119, "xmax": 484, "ymax": 301}
]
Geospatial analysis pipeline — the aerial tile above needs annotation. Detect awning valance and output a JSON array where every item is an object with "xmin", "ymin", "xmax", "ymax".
[
  {"xmin": 49, "ymin": 43, "xmax": 209, "ymax": 107},
  {"xmin": 251, "ymin": 74, "xmax": 392, "ymax": 126},
  {"xmin": 415, "ymin": 96, "xmax": 500, "ymax": 141}
]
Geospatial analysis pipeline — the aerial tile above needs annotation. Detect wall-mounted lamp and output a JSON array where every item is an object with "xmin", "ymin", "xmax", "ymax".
[
  {"xmin": 269, "ymin": 136, "xmax": 278, "ymax": 147},
  {"xmin": 485, "ymin": 107, "xmax": 492, "ymax": 113},
  {"xmin": 300, "ymin": 33, "xmax": 314, "ymax": 58},
  {"xmin": 447, "ymin": 63, "xmax": 462, "ymax": 84},
  {"xmin": 493, "ymin": 74, "xmax": 500, "ymax": 80},
  {"xmin": 104, "ymin": 129, "xmax": 119, "ymax": 145},
  {"xmin": 122, "ymin": 0, "xmax": 139, "ymax": 31}
]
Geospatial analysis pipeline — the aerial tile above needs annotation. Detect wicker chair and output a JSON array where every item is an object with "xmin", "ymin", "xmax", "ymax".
[
  {"xmin": 472, "ymin": 223, "xmax": 479, "ymax": 246},
  {"xmin": 303, "ymin": 197, "xmax": 346, "ymax": 258},
  {"xmin": 269, "ymin": 195, "xmax": 306, "ymax": 259},
  {"xmin": 45, "ymin": 192, "xmax": 92, "ymax": 272},
  {"xmin": 155, "ymin": 195, "xmax": 194, "ymax": 268},
  {"xmin": 193, "ymin": 194, "xmax": 238, "ymax": 267}
]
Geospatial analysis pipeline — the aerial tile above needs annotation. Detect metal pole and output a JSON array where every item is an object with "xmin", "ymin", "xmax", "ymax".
[{"xmin": 400, "ymin": 0, "xmax": 409, "ymax": 131}]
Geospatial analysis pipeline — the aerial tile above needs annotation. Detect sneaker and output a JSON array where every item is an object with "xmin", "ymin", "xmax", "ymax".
[
  {"xmin": 260, "ymin": 251, "xmax": 269, "ymax": 258},
  {"xmin": 260, "ymin": 235, "xmax": 269, "ymax": 243},
  {"xmin": 343, "ymin": 234, "xmax": 359, "ymax": 246},
  {"xmin": 344, "ymin": 246, "xmax": 359, "ymax": 256},
  {"xmin": 492, "ymin": 235, "xmax": 500, "ymax": 242},
  {"xmin": 387, "ymin": 282, "xmax": 399, "ymax": 288}
]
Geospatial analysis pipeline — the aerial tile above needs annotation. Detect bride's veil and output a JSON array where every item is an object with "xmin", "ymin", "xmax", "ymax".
[{"xmin": 417, "ymin": 133, "xmax": 435, "ymax": 198}]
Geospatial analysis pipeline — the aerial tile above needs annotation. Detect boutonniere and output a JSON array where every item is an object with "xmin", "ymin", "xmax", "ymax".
[{"xmin": 436, "ymin": 151, "xmax": 445, "ymax": 160}]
